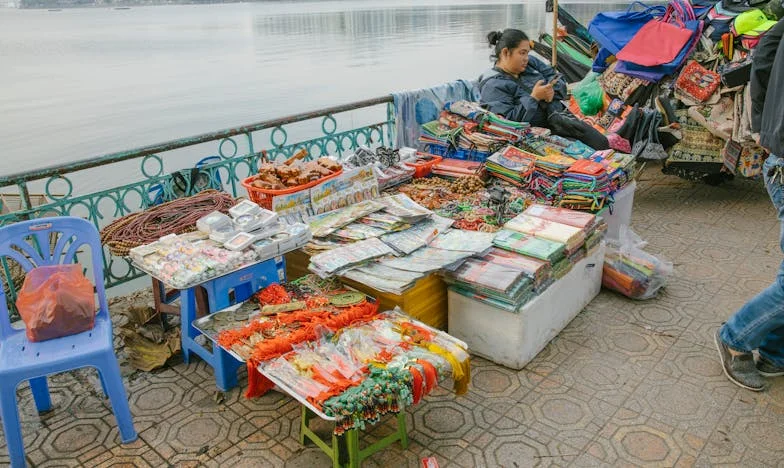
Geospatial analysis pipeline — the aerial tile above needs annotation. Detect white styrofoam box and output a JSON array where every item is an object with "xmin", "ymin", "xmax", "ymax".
[
  {"xmin": 448, "ymin": 243, "xmax": 605, "ymax": 370},
  {"xmin": 602, "ymin": 181, "xmax": 636, "ymax": 241}
]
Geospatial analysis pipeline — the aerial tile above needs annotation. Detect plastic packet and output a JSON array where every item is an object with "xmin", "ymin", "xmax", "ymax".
[{"xmin": 602, "ymin": 226, "xmax": 672, "ymax": 300}]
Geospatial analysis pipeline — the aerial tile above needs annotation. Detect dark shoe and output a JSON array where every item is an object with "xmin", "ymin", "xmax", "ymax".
[
  {"xmin": 757, "ymin": 355, "xmax": 784, "ymax": 378},
  {"xmin": 714, "ymin": 328, "xmax": 767, "ymax": 391}
]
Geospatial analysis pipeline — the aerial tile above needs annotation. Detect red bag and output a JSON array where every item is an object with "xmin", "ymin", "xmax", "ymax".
[
  {"xmin": 16, "ymin": 265, "xmax": 96, "ymax": 342},
  {"xmin": 675, "ymin": 60, "xmax": 720, "ymax": 103},
  {"xmin": 616, "ymin": 0, "xmax": 695, "ymax": 66}
]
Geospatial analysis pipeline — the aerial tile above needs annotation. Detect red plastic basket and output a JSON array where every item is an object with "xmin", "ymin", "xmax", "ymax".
[
  {"xmin": 403, "ymin": 152, "xmax": 443, "ymax": 178},
  {"xmin": 241, "ymin": 169, "xmax": 343, "ymax": 209}
]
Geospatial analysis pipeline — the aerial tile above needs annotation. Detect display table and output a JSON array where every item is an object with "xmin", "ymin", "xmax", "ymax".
[
  {"xmin": 599, "ymin": 181, "xmax": 636, "ymax": 241},
  {"xmin": 448, "ymin": 243, "xmax": 605, "ymax": 369},
  {"xmin": 195, "ymin": 305, "xmax": 467, "ymax": 468},
  {"xmin": 285, "ymin": 249, "xmax": 448, "ymax": 330}
]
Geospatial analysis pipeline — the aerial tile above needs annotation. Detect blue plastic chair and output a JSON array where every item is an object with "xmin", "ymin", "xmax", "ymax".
[{"xmin": 0, "ymin": 217, "xmax": 137, "ymax": 467}]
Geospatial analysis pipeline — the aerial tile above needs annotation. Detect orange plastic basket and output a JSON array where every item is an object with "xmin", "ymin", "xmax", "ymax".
[
  {"xmin": 241, "ymin": 169, "xmax": 343, "ymax": 209},
  {"xmin": 404, "ymin": 153, "xmax": 443, "ymax": 178}
]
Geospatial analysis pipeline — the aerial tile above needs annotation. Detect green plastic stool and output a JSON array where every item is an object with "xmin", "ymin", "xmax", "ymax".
[{"xmin": 299, "ymin": 406, "xmax": 409, "ymax": 468}]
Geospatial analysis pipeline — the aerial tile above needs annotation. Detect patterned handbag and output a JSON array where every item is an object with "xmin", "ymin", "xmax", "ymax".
[
  {"xmin": 675, "ymin": 60, "xmax": 721, "ymax": 103},
  {"xmin": 668, "ymin": 110, "xmax": 725, "ymax": 164},
  {"xmin": 598, "ymin": 62, "xmax": 652, "ymax": 101}
]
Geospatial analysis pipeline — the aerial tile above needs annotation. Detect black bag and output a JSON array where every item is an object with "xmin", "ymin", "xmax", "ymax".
[
  {"xmin": 633, "ymin": 110, "xmax": 669, "ymax": 161},
  {"xmin": 719, "ymin": 58, "xmax": 753, "ymax": 88}
]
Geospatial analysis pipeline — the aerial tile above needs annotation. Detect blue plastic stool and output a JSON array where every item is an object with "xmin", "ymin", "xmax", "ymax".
[
  {"xmin": 180, "ymin": 256, "xmax": 286, "ymax": 391},
  {"xmin": 0, "ymin": 217, "xmax": 137, "ymax": 467}
]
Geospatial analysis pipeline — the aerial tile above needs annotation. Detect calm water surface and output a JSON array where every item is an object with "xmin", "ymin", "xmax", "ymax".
[{"xmin": 0, "ymin": 0, "xmax": 618, "ymax": 181}]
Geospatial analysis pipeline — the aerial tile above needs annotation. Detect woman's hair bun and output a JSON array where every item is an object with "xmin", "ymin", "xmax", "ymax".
[{"xmin": 486, "ymin": 30, "xmax": 503, "ymax": 47}]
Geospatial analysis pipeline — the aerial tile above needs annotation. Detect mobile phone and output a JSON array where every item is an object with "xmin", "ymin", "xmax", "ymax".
[{"xmin": 549, "ymin": 73, "xmax": 563, "ymax": 84}]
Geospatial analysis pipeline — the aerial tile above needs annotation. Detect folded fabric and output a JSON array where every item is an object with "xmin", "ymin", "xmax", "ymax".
[
  {"xmin": 523, "ymin": 204, "xmax": 597, "ymax": 231},
  {"xmin": 504, "ymin": 214, "xmax": 586, "ymax": 252},
  {"xmin": 493, "ymin": 229, "xmax": 566, "ymax": 263}
]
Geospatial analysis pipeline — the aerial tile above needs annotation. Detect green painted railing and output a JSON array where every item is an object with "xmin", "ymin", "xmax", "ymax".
[{"xmin": 0, "ymin": 96, "xmax": 396, "ymax": 290}]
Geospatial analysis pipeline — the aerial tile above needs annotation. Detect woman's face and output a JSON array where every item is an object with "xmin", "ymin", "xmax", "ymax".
[{"xmin": 500, "ymin": 40, "xmax": 531, "ymax": 75}]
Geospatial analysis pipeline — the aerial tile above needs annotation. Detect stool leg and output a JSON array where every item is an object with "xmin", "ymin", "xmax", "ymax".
[
  {"xmin": 30, "ymin": 376, "xmax": 52, "ymax": 413},
  {"xmin": 347, "ymin": 429, "xmax": 360, "ymax": 468},
  {"xmin": 397, "ymin": 411, "xmax": 409, "ymax": 449},
  {"xmin": 1, "ymin": 383, "xmax": 26, "ymax": 468},
  {"xmin": 299, "ymin": 406, "xmax": 309, "ymax": 446},
  {"xmin": 180, "ymin": 288, "xmax": 197, "ymax": 364},
  {"xmin": 331, "ymin": 432, "xmax": 340, "ymax": 468},
  {"xmin": 214, "ymin": 349, "xmax": 239, "ymax": 392}
]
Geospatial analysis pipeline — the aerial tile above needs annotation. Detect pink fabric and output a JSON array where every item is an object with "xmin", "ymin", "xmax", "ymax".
[{"xmin": 607, "ymin": 133, "xmax": 632, "ymax": 153}]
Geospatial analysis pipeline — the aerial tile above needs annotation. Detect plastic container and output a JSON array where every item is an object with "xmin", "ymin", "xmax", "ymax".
[
  {"xmin": 229, "ymin": 199, "xmax": 263, "ymax": 219},
  {"xmin": 197, "ymin": 211, "xmax": 233, "ymax": 234},
  {"xmin": 241, "ymin": 168, "xmax": 343, "ymax": 210},
  {"xmin": 403, "ymin": 152, "xmax": 443, "ymax": 178}
]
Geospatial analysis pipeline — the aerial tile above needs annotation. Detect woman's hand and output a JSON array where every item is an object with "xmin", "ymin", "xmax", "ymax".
[{"xmin": 531, "ymin": 80, "xmax": 555, "ymax": 102}]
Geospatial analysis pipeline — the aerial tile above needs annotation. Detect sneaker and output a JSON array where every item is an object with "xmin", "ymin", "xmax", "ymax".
[
  {"xmin": 714, "ymin": 328, "xmax": 768, "ymax": 392},
  {"xmin": 757, "ymin": 355, "xmax": 784, "ymax": 378}
]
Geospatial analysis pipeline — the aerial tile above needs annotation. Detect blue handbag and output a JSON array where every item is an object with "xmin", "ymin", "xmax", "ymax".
[{"xmin": 588, "ymin": 1, "xmax": 667, "ymax": 54}]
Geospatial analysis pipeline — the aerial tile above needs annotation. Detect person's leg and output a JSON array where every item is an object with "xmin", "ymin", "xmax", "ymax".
[
  {"xmin": 717, "ymin": 155, "xmax": 784, "ymax": 390},
  {"xmin": 758, "ymin": 325, "xmax": 784, "ymax": 376},
  {"xmin": 546, "ymin": 109, "xmax": 610, "ymax": 150}
]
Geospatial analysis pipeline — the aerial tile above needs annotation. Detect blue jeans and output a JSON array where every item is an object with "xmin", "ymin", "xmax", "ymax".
[{"xmin": 720, "ymin": 155, "xmax": 784, "ymax": 367}]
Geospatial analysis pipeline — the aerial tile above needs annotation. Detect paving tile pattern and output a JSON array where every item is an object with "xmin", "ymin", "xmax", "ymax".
[{"xmin": 2, "ymin": 167, "xmax": 784, "ymax": 467}]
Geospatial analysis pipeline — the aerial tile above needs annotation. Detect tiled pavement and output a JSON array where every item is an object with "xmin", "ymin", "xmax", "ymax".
[{"xmin": 2, "ymin": 165, "xmax": 784, "ymax": 467}]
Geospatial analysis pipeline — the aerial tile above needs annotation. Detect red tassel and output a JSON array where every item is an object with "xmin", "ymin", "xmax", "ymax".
[
  {"xmin": 417, "ymin": 359, "xmax": 438, "ymax": 394},
  {"xmin": 245, "ymin": 361, "xmax": 275, "ymax": 399},
  {"xmin": 410, "ymin": 367, "xmax": 424, "ymax": 404}
]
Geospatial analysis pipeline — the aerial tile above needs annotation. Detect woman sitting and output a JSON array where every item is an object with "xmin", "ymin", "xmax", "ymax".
[{"xmin": 478, "ymin": 29, "xmax": 609, "ymax": 150}]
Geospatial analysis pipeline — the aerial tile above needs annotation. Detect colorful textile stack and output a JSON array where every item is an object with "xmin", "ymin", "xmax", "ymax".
[
  {"xmin": 505, "ymin": 213, "xmax": 586, "ymax": 254},
  {"xmin": 555, "ymin": 159, "xmax": 613, "ymax": 211},
  {"xmin": 484, "ymin": 247, "xmax": 552, "ymax": 293},
  {"xmin": 431, "ymin": 159, "xmax": 485, "ymax": 178},
  {"xmin": 445, "ymin": 258, "xmax": 535, "ymax": 312},
  {"xmin": 493, "ymin": 229, "xmax": 565, "ymax": 263},
  {"xmin": 485, "ymin": 146, "xmax": 537, "ymax": 186}
]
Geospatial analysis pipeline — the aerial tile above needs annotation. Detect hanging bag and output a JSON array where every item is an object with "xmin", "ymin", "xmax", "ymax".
[
  {"xmin": 616, "ymin": 0, "xmax": 696, "ymax": 66},
  {"xmin": 675, "ymin": 60, "xmax": 721, "ymax": 102},
  {"xmin": 588, "ymin": 1, "xmax": 667, "ymax": 54},
  {"xmin": 632, "ymin": 109, "xmax": 669, "ymax": 160},
  {"xmin": 615, "ymin": 0, "xmax": 704, "ymax": 82}
]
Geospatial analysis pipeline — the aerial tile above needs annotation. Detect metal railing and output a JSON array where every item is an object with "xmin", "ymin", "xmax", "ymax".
[{"xmin": 0, "ymin": 95, "xmax": 396, "ymax": 290}]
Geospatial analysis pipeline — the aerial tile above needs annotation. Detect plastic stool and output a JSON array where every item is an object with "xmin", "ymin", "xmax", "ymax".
[{"xmin": 181, "ymin": 256, "xmax": 286, "ymax": 391}]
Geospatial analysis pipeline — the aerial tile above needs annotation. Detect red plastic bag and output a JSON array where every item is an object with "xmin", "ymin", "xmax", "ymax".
[{"xmin": 15, "ymin": 265, "xmax": 96, "ymax": 342}]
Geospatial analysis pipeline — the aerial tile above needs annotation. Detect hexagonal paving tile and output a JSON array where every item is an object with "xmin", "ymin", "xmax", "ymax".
[
  {"xmin": 414, "ymin": 401, "xmax": 474, "ymax": 440},
  {"xmin": 40, "ymin": 417, "xmax": 111, "ymax": 461}
]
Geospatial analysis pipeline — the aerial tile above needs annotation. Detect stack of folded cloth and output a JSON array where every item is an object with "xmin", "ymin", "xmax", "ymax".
[
  {"xmin": 555, "ymin": 159, "xmax": 612, "ymax": 211},
  {"xmin": 521, "ymin": 204, "xmax": 606, "ymax": 259},
  {"xmin": 504, "ymin": 213, "xmax": 586, "ymax": 255},
  {"xmin": 592, "ymin": 151, "xmax": 636, "ymax": 191},
  {"xmin": 530, "ymin": 153, "xmax": 576, "ymax": 199},
  {"xmin": 492, "ymin": 229, "xmax": 565, "ymax": 264},
  {"xmin": 446, "ymin": 258, "xmax": 535, "ymax": 312},
  {"xmin": 431, "ymin": 159, "xmax": 485, "ymax": 178},
  {"xmin": 419, "ymin": 120, "xmax": 462, "ymax": 149},
  {"xmin": 483, "ymin": 247, "xmax": 553, "ymax": 294},
  {"xmin": 485, "ymin": 145, "xmax": 537, "ymax": 186}
]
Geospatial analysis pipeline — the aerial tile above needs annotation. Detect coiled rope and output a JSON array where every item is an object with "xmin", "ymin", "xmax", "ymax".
[{"xmin": 100, "ymin": 189, "xmax": 235, "ymax": 257}]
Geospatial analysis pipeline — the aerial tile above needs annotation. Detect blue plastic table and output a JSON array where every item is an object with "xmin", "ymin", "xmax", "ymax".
[{"xmin": 179, "ymin": 256, "xmax": 286, "ymax": 391}]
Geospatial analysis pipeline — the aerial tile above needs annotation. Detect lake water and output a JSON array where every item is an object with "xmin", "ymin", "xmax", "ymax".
[{"xmin": 0, "ymin": 0, "xmax": 618, "ymax": 182}]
